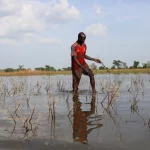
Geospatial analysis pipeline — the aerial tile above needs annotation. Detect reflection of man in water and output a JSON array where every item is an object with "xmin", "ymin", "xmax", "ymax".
[{"xmin": 72, "ymin": 94, "xmax": 103, "ymax": 144}]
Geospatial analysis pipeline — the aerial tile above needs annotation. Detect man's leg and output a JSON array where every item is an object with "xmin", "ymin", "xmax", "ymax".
[
  {"xmin": 82, "ymin": 65, "xmax": 96, "ymax": 92},
  {"xmin": 88, "ymin": 70, "xmax": 96, "ymax": 92},
  {"xmin": 72, "ymin": 69, "xmax": 82, "ymax": 93}
]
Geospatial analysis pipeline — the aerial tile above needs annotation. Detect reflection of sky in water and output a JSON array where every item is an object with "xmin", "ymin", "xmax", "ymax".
[
  {"xmin": 0, "ymin": 74, "xmax": 150, "ymax": 148},
  {"xmin": 81, "ymin": 103, "xmax": 91, "ymax": 112}
]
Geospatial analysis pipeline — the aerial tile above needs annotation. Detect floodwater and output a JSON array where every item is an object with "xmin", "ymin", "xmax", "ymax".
[{"xmin": 0, "ymin": 74, "xmax": 150, "ymax": 150}]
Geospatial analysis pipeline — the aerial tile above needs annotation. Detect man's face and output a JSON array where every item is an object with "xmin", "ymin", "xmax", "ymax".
[{"xmin": 78, "ymin": 34, "xmax": 86, "ymax": 44}]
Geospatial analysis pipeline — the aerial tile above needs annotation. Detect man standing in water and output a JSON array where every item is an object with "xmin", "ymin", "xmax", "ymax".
[{"xmin": 71, "ymin": 32, "xmax": 101, "ymax": 93}]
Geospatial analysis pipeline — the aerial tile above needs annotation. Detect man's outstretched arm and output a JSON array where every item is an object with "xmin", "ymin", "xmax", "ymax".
[{"xmin": 85, "ymin": 55, "xmax": 101, "ymax": 63}]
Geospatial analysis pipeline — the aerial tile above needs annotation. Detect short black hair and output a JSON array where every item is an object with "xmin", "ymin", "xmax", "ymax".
[{"xmin": 78, "ymin": 32, "xmax": 86, "ymax": 38}]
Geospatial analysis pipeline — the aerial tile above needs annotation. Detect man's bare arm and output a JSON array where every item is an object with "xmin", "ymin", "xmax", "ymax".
[
  {"xmin": 85, "ymin": 55, "xmax": 95, "ymax": 61},
  {"xmin": 85, "ymin": 55, "xmax": 101, "ymax": 63}
]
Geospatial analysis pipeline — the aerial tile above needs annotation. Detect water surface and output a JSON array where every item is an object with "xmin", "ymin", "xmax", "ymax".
[{"xmin": 0, "ymin": 74, "xmax": 150, "ymax": 149}]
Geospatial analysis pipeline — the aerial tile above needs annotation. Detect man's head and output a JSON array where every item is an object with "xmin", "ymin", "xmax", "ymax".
[{"xmin": 77, "ymin": 32, "xmax": 86, "ymax": 45}]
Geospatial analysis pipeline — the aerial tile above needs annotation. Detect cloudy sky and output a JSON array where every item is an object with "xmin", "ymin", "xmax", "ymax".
[{"xmin": 0, "ymin": 0, "xmax": 150, "ymax": 69}]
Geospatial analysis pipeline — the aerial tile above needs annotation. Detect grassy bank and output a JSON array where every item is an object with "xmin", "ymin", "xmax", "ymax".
[
  {"xmin": 0, "ymin": 68, "xmax": 150, "ymax": 76},
  {"xmin": 0, "ymin": 70, "xmax": 71, "ymax": 76},
  {"xmin": 94, "ymin": 68, "xmax": 150, "ymax": 74}
]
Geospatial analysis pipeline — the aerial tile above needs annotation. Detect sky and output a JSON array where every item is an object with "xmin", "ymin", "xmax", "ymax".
[{"xmin": 0, "ymin": 0, "xmax": 150, "ymax": 69}]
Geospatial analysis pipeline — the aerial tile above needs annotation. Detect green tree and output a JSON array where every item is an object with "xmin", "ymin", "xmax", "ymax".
[
  {"xmin": 45, "ymin": 65, "xmax": 51, "ymax": 71},
  {"xmin": 111, "ymin": 65, "xmax": 116, "ymax": 69},
  {"xmin": 129, "ymin": 66, "xmax": 133, "ymax": 69},
  {"xmin": 99, "ymin": 66, "xmax": 105, "ymax": 70},
  {"xmin": 18, "ymin": 65, "xmax": 24, "ymax": 70},
  {"xmin": 49, "ymin": 66, "xmax": 56, "ymax": 71},
  {"xmin": 113, "ymin": 60, "xmax": 127, "ymax": 69},
  {"xmin": 62, "ymin": 67, "xmax": 71, "ymax": 71},
  {"xmin": 57, "ymin": 69, "xmax": 62, "ymax": 71},
  {"xmin": 113, "ymin": 60, "xmax": 122, "ymax": 69},
  {"xmin": 4, "ymin": 68, "xmax": 15, "ymax": 72},
  {"xmin": 133, "ymin": 61, "xmax": 139, "ymax": 69},
  {"xmin": 45, "ymin": 65, "xmax": 56, "ymax": 71},
  {"xmin": 35, "ymin": 67, "xmax": 45, "ymax": 71},
  {"xmin": 142, "ymin": 63, "xmax": 148, "ymax": 68}
]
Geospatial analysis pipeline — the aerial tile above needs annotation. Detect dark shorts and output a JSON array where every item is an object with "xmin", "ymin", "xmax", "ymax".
[{"xmin": 72, "ymin": 64, "xmax": 94, "ymax": 91}]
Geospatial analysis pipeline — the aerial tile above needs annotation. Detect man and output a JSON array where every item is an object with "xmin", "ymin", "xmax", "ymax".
[{"xmin": 71, "ymin": 32, "xmax": 101, "ymax": 93}]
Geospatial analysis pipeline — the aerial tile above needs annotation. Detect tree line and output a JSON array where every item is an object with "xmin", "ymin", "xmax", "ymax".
[
  {"xmin": 1, "ymin": 60, "xmax": 150, "ymax": 72},
  {"xmin": 0, "ymin": 65, "xmax": 71, "ymax": 72},
  {"xmin": 111, "ymin": 60, "xmax": 150, "ymax": 69}
]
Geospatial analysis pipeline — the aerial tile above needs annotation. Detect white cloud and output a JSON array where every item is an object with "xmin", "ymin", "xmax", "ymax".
[
  {"xmin": 93, "ymin": 4, "xmax": 101, "ymax": 15},
  {"xmin": 0, "ymin": 4, "xmax": 44, "ymax": 37},
  {"xmin": 45, "ymin": 0, "xmax": 80, "ymax": 23},
  {"xmin": 84, "ymin": 23, "xmax": 108, "ymax": 36},
  {"xmin": 0, "ymin": 0, "xmax": 80, "ymax": 44},
  {"xmin": 0, "ymin": 38, "xmax": 18, "ymax": 46},
  {"xmin": 0, "ymin": 0, "xmax": 20, "ymax": 16},
  {"xmin": 39, "ymin": 38, "xmax": 62, "ymax": 45}
]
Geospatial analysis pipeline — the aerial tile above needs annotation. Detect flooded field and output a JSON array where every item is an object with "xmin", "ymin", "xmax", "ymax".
[{"xmin": 0, "ymin": 74, "xmax": 150, "ymax": 150}]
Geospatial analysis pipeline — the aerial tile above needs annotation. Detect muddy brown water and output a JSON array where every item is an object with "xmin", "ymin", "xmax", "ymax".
[{"xmin": 0, "ymin": 74, "xmax": 150, "ymax": 150}]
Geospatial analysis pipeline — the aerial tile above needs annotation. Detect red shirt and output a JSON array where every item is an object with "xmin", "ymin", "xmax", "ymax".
[{"xmin": 71, "ymin": 42, "xmax": 87, "ymax": 70}]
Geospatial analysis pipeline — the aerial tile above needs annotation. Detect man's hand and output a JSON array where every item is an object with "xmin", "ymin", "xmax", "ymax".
[{"xmin": 94, "ymin": 59, "xmax": 101, "ymax": 63}]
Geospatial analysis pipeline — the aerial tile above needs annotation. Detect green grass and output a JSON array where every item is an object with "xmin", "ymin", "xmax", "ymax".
[
  {"xmin": 94, "ymin": 68, "xmax": 150, "ymax": 74},
  {"xmin": 0, "ymin": 68, "xmax": 150, "ymax": 76}
]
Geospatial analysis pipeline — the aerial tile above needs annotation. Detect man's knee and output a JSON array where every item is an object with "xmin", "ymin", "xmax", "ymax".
[
  {"xmin": 89, "ymin": 71, "xmax": 94, "ymax": 78},
  {"xmin": 72, "ymin": 70, "xmax": 82, "ymax": 80}
]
